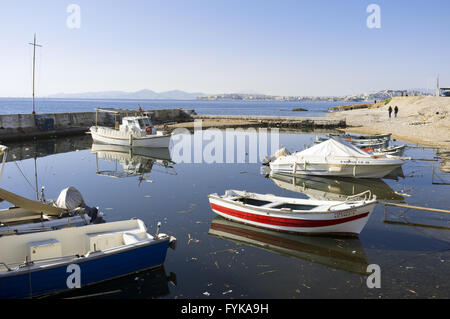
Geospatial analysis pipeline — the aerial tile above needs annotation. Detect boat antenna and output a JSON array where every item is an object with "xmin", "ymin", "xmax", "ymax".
[{"xmin": 28, "ymin": 33, "xmax": 42, "ymax": 115}]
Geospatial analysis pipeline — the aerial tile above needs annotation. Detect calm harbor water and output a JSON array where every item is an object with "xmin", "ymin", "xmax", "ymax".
[
  {"xmin": 0, "ymin": 98, "xmax": 358, "ymax": 117},
  {"xmin": 1, "ymin": 131, "xmax": 449, "ymax": 299}
]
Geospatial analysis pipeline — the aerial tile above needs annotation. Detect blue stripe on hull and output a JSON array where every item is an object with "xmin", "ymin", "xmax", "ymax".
[{"xmin": 0, "ymin": 240, "xmax": 169, "ymax": 299}]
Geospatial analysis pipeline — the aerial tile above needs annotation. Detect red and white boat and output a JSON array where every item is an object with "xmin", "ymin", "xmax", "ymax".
[{"xmin": 208, "ymin": 190, "xmax": 377, "ymax": 237}]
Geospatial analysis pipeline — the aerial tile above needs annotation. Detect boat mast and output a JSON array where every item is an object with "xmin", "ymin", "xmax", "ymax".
[{"xmin": 29, "ymin": 34, "xmax": 42, "ymax": 115}]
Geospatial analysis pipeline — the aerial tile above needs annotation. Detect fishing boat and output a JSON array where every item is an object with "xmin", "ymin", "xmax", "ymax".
[
  {"xmin": 90, "ymin": 108, "xmax": 171, "ymax": 148},
  {"xmin": 0, "ymin": 218, "xmax": 176, "ymax": 298},
  {"xmin": 209, "ymin": 216, "xmax": 369, "ymax": 275},
  {"xmin": 269, "ymin": 138, "xmax": 405, "ymax": 178},
  {"xmin": 208, "ymin": 189, "xmax": 377, "ymax": 236}
]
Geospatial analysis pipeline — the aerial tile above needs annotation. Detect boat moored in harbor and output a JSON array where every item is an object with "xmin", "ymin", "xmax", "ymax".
[
  {"xmin": 90, "ymin": 108, "xmax": 171, "ymax": 148},
  {"xmin": 0, "ymin": 218, "xmax": 176, "ymax": 298},
  {"xmin": 269, "ymin": 138, "xmax": 406, "ymax": 178},
  {"xmin": 208, "ymin": 189, "xmax": 377, "ymax": 236}
]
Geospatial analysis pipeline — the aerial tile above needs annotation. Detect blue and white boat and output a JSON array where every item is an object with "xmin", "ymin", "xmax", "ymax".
[{"xmin": 0, "ymin": 218, "xmax": 176, "ymax": 299}]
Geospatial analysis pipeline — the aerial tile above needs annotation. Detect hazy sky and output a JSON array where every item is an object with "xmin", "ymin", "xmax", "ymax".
[{"xmin": 0, "ymin": 0, "xmax": 449, "ymax": 97}]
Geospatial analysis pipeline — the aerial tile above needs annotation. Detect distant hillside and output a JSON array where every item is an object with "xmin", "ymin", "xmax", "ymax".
[{"xmin": 47, "ymin": 89, "xmax": 204, "ymax": 100}]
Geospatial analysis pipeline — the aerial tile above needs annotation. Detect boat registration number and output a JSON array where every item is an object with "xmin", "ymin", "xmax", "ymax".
[{"xmin": 333, "ymin": 209, "xmax": 356, "ymax": 219}]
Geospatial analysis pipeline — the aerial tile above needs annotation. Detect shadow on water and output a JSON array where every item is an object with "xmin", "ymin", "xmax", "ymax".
[
  {"xmin": 44, "ymin": 266, "xmax": 176, "ymax": 299},
  {"xmin": 209, "ymin": 216, "xmax": 369, "ymax": 276}
]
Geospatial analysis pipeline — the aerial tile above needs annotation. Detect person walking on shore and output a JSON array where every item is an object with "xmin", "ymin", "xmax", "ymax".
[
  {"xmin": 388, "ymin": 106, "xmax": 393, "ymax": 118},
  {"xmin": 394, "ymin": 106, "xmax": 399, "ymax": 118}
]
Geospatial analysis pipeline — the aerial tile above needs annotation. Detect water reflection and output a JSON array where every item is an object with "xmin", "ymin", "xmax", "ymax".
[
  {"xmin": 4, "ymin": 135, "xmax": 92, "ymax": 162},
  {"xmin": 45, "ymin": 266, "xmax": 176, "ymax": 299},
  {"xmin": 91, "ymin": 144, "xmax": 176, "ymax": 183},
  {"xmin": 269, "ymin": 173, "xmax": 405, "ymax": 204},
  {"xmin": 208, "ymin": 216, "xmax": 369, "ymax": 275}
]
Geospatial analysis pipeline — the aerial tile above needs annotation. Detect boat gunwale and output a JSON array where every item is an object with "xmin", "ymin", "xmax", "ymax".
[
  {"xmin": 90, "ymin": 127, "xmax": 170, "ymax": 141},
  {"xmin": 208, "ymin": 193, "xmax": 377, "ymax": 216},
  {"xmin": 0, "ymin": 234, "xmax": 171, "ymax": 277}
]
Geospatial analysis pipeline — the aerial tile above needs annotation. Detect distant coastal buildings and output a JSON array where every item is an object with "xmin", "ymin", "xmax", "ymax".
[{"xmin": 197, "ymin": 89, "xmax": 434, "ymax": 102}]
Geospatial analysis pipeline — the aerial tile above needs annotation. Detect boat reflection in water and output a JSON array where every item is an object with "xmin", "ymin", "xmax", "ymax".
[
  {"xmin": 45, "ymin": 266, "xmax": 176, "ymax": 299},
  {"xmin": 209, "ymin": 216, "xmax": 369, "ymax": 275},
  {"xmin": 269, "ymin": 173, "xmax": 405, "ymax": 204},
  {"xmin": 91, "ymin": 144, "xmax": 176, "ymax": 183}
]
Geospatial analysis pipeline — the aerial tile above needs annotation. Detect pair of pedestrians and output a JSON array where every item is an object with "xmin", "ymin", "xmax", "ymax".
[{"xmin": 388, "ymin": 106, "xmax": 398, "ymax": 118}]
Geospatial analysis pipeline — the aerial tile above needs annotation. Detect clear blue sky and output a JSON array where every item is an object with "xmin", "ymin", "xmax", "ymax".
[{"xmin": 0, "ymin": 0, "xmax": 449, "ymax": 97}]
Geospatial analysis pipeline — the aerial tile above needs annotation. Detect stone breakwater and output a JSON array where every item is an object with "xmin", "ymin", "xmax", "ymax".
[{"xmin": 0, "ymin": 109, "xmax": 195, "ymax": 142}]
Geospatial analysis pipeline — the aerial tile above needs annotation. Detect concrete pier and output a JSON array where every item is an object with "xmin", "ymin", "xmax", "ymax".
[
  {"xmin": 187, "ymin": 115, "xmax": 346, "ymax": 129},
  {"xmin": 0, "ymin": 109, "xmax": 345, "ymax": 143},
  {"xmin": 0, "ymin": 109, "xmax": 195, "ymax": 143}
]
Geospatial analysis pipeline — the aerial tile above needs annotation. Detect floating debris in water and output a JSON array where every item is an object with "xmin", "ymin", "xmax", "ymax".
[
  {"xmin": 202, "ymin": 291, "xmax": 210, "ymax": 296},
  {"xmin": 177, "ymin": 209, "xmax": 193, "ymax": 214},
  {"xmin": 187, "ymin": 234, "xmax": 200, "ymax": 244},
  {"xmin": 210, "ymin": 249, "xmax": 237, "ymax": 255},
  {"xmin": 222, "ymin": 289, "xmax": 232, "ymax": 295},
  {"xmin": 258, "ymin": 270, "xmax": 278, "ymax": 276}
]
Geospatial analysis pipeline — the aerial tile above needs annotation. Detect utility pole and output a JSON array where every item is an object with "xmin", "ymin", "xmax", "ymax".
[
  {"xmin": 29, "ymin": 34, "xmax": 42, "ymax": 115},
  {"xmin": 436, "ymin": 74, "xmax": 440, "ymax": 97}
]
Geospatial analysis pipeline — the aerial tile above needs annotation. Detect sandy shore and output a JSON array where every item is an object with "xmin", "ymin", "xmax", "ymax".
[
  {"xmin": 327, "ymin": 96, "xmax": 450, "ymax": 172},
  {"xmin": 327, "ymin": 96, "xmax": 450, "ymax": 149}
]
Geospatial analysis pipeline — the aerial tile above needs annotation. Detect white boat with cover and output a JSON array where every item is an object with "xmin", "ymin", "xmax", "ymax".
[
  {"xmin": 208, "ymin": 190, "xmax": 377, "ymax": 236},
  {"xmin": 269, "ymin": 138, "xmax": 405, "ymax": 178},
  {"xmin": 90, "ymin": 108, "xmax": 171, "ymax": 148}
]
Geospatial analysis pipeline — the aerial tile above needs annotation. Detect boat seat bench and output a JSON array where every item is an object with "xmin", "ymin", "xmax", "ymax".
[{"xmin": 86, "ymin": 230, "xmax": 148, "ymax": 252}]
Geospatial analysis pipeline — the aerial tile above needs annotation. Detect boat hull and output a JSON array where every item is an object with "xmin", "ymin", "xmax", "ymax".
[
  {"xmin": 90, "ymin": 127, "xmax": 171, "ymax": 148},
  {"xmin": 269, "ymin": 162, "xmax": 403, "ymax": 178},
  {"xmin": 208, "ymin": 196, "xmax": 376, "ymax": 236},
  {"xmin": 0, "ymin": 238, "xmax": 170, "ymax": 299}
]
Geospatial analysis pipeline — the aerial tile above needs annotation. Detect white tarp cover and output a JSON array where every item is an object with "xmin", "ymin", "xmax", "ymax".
[
  {"xmin": 56, "ymin": 187, "xmax": 85, "ymax": 211},
  {"xmin": 0, "ymin": 145, "xmax": 7, "ymax": 155},
  {"xmin": 295, "ymin": 138, "xmax": 371, "ymax": 158}
]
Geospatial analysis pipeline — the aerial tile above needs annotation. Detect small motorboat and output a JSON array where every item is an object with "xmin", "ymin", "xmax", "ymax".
[
  {"xmin": 90, "ymin": 108, "xmax": 171, "ymax": 148},
  {"xmin": 208, "ymin": 189, "xmax": 377, "ymax": 236},
  {"xmin": 328, "ymin": 133, "xmax": 392, "ymax": 141},
  {"xmin": 0, "ymin": 145, "xmax": 103, "ymax": 235},
  {"xmin": 269, "ymin": 138, "xmax": 405, "ymax": 178},
  {"xmin": 0, "ymin": 218, "xmax": 176, "ymax": 298},
  {"xmin": 316, "ymin": 135, "xmax": 389, "ymax": 149},
  {"xmin": 364, "ymin": 144, "xmax": 406, "ymax": 156},
  {"xmin": 0, "ymin": 186, "xmax": 104, "ymax": 236}
]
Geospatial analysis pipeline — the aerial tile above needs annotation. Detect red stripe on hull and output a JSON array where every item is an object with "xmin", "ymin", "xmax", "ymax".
[{"xmin": 210, "ymin": 203, "xmax": 369, "ymax": 228}]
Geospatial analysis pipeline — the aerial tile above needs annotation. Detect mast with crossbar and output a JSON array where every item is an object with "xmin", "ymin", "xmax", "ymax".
[{"xmin": 29, "ymin": 34, "xmax": 42, "ymax": 115}]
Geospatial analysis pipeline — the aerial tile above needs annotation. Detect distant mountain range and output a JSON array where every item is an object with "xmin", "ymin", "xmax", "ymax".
[{"xmin": 47, "ymin": 89, "xmax": 205, "ymax": 100}]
